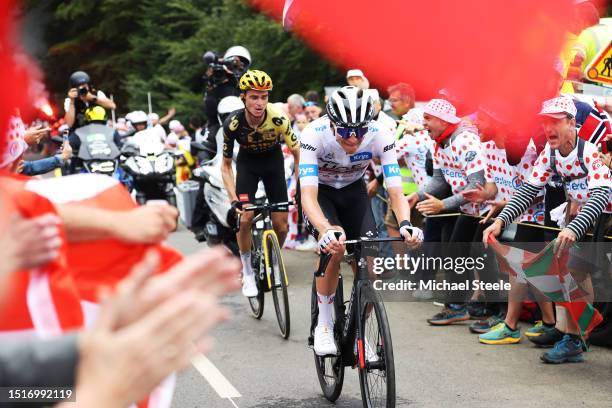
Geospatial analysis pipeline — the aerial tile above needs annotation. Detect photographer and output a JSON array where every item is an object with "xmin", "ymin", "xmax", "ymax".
[
  {"xmin": 202, "ymin": 46, "xmax": 251, "ymax": 137},
  {"xmin": 64, "ymin": 70, "xmax": 115, "ymax": 132}
]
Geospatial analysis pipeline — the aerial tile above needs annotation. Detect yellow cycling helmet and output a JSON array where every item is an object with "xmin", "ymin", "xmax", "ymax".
[
  {"xmin": 85, "ymin": 105, "xmax": 107, "ymax": 122},
  {"xmin": 239, "ymin": 69, "xmax": 273, "ymax": 92}
]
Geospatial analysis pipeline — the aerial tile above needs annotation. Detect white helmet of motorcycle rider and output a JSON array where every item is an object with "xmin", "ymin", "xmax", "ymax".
[
  {"xmin": 217, "ymin": 96, "xmax": 245, "ymax": 124},
  {"xmin": 223, "ymin": 46, "xmax": 251, "ymax": 76},
  {"xmin": 126, "ymin": 110, "xmax": 148, "ymax": 132}
]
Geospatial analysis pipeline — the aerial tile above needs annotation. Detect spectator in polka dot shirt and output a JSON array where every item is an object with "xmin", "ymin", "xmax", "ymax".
[
  {"xmin": 484, "ymin": 96, "xmax": 611, "ymax": 356},
  {"xmin": 469, "ymin": 105, "xmax": 556, "ymax": 344},
  {"xmin": 407, "ymin": 99, "xmax": 495, "ymax": 325}
]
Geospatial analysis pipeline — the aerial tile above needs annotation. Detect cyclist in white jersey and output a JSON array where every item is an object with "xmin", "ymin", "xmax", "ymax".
[{"xmin": 299, "ymin": 86, "xmax": 423, "ymax": 356}]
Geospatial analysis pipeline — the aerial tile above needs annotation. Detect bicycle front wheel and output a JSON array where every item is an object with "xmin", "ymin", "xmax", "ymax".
[
  {"xmin": 311, "ymin": 278, "xmax": 344, "ymax": 402},
  {"xmin": 267, "ymin": 232, "xmax": 291, "ymax": 339},
  {"xmin": 357, "ymin": 284, "xmax": 395, "ymax": 408}
]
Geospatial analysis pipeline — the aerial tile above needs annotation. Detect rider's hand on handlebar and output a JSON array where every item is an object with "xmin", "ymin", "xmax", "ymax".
[
  {"xmin": 318, "ymin": 229, "xmax": 345, "ymax": 255},
  {"xmin": 231, "ymin": 200, "xmax": 244, "ymax": 215},
  {"xmin": 399, "ymin": 221, "xmax": 423, "ymax": 249}
]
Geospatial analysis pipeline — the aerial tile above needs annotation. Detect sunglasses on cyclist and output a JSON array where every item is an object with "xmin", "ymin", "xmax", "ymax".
[{"xmin": 334, "ymin": 125, "xmax": 369, "ymax": 139}]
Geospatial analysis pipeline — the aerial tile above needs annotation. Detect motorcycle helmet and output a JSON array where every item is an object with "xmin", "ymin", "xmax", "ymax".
[
  {"xmin": 217, "ymin": 96, "xmax": 244, "ymax": 123},
  {"xmin": 224, "ymin": 46, "xmax": 251, "ymax": 76},
  {"xmin": 127, "ymin": 110, "xmax": 148, "ymax": 131},
  {"xmin": 239, "ymin": 70, "xmax": 273, "ymax": 92},
  {"xmin": 69, "ymin": 70, "xmax": 90, "ymax": 88},
  {"xmin": 326, "ymin": 86, "xmax": 375, "ymax": 127}
]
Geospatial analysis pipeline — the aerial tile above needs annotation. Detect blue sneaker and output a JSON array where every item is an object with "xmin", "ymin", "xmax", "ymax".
[
  {"xmin": 427, "ymin": 306, "xmax": 469, "ymax": 325},
  {"xmin": 540, "ymin": 335, "xmax": 584, "ymax": 364}
]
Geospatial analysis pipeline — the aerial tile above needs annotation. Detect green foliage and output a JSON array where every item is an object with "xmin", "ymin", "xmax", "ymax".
[{"xmin": 28, "ymin": 0, "xmax": 343, "ymax": 123}]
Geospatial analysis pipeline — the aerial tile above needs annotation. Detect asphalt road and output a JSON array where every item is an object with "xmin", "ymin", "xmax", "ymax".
[{"xmin": 168, "ymin": 228, "xmax": 612, "ymax": 408}]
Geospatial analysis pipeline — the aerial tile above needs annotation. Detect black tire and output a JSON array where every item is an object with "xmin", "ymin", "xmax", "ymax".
[
  {"xmin": 312, "ymin": 279, "xmax": 345, "ymax": 402},
  {"xmin": 267, "ymin": 233, "xmax": 291, "ymax": 339},
  {"xmin": 248, "ymin": 239, "xmax": 264, "ymax": 320},
  {"xmin": 358, "ymin": 284, "xmax": 395, "ymax": 408}
]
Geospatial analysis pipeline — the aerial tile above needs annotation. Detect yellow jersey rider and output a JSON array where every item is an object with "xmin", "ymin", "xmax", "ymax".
[{"xmin": 221, "ymin": 69, "xmax": 300, "ymax": 297}]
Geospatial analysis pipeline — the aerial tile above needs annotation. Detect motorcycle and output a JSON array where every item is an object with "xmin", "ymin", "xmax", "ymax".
[
  {"xmin": 72, "ymin": 123, "xmax": 132, "ymax": 188},
  {"xmin": 121, "ymin": 129, "xmax": 178, "ymax": 206}
]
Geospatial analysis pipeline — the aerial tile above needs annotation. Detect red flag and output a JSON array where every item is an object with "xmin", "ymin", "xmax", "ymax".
[{"xmin": 249, "ymin": 0, "xmax": 574, "ymax": 134}]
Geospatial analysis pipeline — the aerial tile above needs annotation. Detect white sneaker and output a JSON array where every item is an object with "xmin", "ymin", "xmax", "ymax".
[
  {"xmin": 314, "ymin": 325, "xmax": 338, "ymax": 356},
  {"xmin": 242, "ymin": 273, "xmax": 258, "ymax": 297},
  {"xmin": 355, "ymin": 338, "xmax": 379, "ymax": 362}
]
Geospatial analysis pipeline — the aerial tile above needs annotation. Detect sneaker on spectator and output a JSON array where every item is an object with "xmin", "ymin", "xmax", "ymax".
[
  {"xmin": 540, "ymin": 335, "xmax": 584, "ymax": 364},
  {"xmin": 426, "ymin": 306, "xmax": 469, "ymax": 325},
  {"xmin": 479, "ymin": 322, "xmax": 521, "ymax": 344},
  {"xmin": 525, "ymin": 320, "xmax": 557, "ymax": 338},
  {"xmin": 528, "ymin": 327, "xmax": 564, "ymax": 347},
  {"xmin": 295, "ymin": 236, "xmax": 318, "ymax": 252},
  {"xmin": 469, "ymin": 313, "xmax": 505, "ymax": 334},
  {"xmin": 467, "ymin": 301, "xmax": 496, "ymax": 319}
]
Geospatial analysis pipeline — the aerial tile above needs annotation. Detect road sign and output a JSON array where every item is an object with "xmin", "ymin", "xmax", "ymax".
[{"xmin": 585, "ymin": 41, "xmax": 612, "ymax": 87}]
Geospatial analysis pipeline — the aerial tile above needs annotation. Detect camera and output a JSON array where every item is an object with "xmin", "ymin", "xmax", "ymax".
[
  {"xmin": 202, "ymin": 51, "xmax": 236, "ymax": 88},
  {"xmin": 78, "ymin": 86, "xmax": 89, "ymax": 97}
]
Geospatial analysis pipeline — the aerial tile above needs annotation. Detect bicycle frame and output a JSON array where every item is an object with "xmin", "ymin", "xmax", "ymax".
[
  {"xmin": 245, "ymin": 201, "xmax": 293, "ymax": 289},
  {"xmin": 316, "ymin": 236, "xmax": 403, "ymax": 366}
]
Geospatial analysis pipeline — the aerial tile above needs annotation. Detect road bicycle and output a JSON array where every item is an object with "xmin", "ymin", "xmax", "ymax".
[
  {"xmin": 244, "ymin": 200, "xmax": 292, "ymax": 339},
  {"xmin": 310, "ymin": 235, "xmax": 402, "ymax": 407}
]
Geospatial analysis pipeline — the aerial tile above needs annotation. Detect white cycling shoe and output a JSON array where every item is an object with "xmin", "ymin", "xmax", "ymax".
[
  {"xmin": 314, "ymin": 325, "xmax": 338, "ymax": 356},
  {"xmin": 241, "ymin": 273, "xmax": 258, "ymax": 298}
]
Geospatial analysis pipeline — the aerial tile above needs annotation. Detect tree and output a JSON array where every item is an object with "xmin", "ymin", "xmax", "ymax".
[{"xmin": 25, "ymin": 0, "xmax": 344, "ymax": 123}]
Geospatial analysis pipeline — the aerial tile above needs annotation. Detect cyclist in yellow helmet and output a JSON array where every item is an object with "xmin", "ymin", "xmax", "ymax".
[{"xmin": 221, "ymin": 69, "xmax": 300, "ymax": 297}]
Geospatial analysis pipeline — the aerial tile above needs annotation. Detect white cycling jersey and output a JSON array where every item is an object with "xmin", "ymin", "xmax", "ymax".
[{"xmin": 299, "ymin": 116, "xmax": 402, "ymax": 189}]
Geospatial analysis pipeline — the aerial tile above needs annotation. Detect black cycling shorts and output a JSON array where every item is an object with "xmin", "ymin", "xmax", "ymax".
[
  {"xmin": 304, "ymin": 179, "xmax": 377, "ymax": 241},
  {"xmin": 236, "ymin": 146, "xmax": 288, "ymax": 205}
]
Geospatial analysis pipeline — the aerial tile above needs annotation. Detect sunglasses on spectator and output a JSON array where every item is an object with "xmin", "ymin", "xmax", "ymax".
[
  {"xmin": 334, "ymin": 124, "xmax": 369, "ymax": 139},
  {"xmin": 304, "ymin": 101, "xmax": 318, "ymax": 107}
]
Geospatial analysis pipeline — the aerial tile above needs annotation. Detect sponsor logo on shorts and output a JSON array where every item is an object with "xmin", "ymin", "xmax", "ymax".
[
  {"xmin": 239, "ymin": 194, "xmax": 249, "ymax": 202},
  {"xmin": 465, "ymin": 151, "xmax": 477, "ymax": 162}
]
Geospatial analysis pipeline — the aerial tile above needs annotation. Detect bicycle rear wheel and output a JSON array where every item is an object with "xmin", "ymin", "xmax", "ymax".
[
  {"xmin": 311, "ymin": 278, "xmax": 345, "ymax": 402},
  {"xmin": 357, "ymin": 284, "xmax": 395, "ymax": 408},
  {"xmin": 267, "ymin": 232, "xmax": 291, "ymax": 339}
]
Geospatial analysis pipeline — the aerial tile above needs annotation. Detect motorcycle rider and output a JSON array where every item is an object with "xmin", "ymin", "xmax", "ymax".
[
  {"xmin": 192, "ymin": 96, "xmax": 245, "ymax": 241},
  {"xmin": 221, "ymin": 70, "xmax": 299, "ymax": 297}
]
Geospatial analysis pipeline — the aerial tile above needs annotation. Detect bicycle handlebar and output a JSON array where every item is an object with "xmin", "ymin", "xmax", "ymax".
[
  {"xmin": 242, "ymin": 200, "xmax": 294, "ymax": 212},
  {"xmin": 314, "ymin": 235, "xmax": 404, "ymax": 278}
]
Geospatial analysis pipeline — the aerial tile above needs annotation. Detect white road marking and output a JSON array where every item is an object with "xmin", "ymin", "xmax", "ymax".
[
  {"xmin": 191, "ymin": 353, "xmax": 242, "ymax": 400},
  {"xmin": 228, "ymin": 397, "xmax": 240, "ymax": 408}
]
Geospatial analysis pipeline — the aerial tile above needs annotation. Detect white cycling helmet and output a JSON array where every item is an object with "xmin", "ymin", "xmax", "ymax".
[
  {"xmin": 127, "ymin": 110, "xmax": 148, "ymax": 125},
  {"xmin": 223, "ymin": 46, "xmax": 251, "ymax": 66},
  {"xmin": 326, "ymin": 86, "xmax": 375, "ymax": 127}
]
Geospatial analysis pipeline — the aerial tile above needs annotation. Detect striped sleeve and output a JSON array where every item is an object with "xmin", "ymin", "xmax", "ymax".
[
  {"xmin": 497, "ymin": 182, "xmax": 542, "ymax": 227},
  {"xmin": 566, "ymin": 186, "xmax": 610, "ymax": 239}
]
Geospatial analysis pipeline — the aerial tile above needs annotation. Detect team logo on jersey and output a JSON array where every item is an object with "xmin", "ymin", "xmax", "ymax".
[
  {"xmin": 592, "ymin": 159, "xmax": 603, "ymax": 170},
  {"xmin": 383, "ymin": 143, "xmax": 395, "ymax": 153},
  {"xmin": 465, "ymin": 151, "xmax": 477, "ymax": 162},
  {"xmin": 350, "ymin": 152, "xmax": 373, "ymax": 162},
  {"xmin": 511, "ymin": 175, "xmax": 522, "ymax": 190},
  {"xmin": 300, "ymin": 142, "xmax": 317, "ymax": 151},
  {"xmin": 383, "ymin": 163, "xmax": 401, "ymax": 177},
  {"xmin": 229, "ymin": 116, "xmax": 239, "ymax": 131},
  {"xmin": 299, "ymin": 164, "xmax": 318, "ymax": 178}
]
